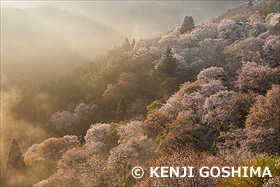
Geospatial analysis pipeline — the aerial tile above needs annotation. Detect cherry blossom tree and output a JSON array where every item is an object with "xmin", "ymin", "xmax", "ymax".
[
  {"xmin": 197, "ymin": 67, "xmax": 228, "ymax": 83},
  {"xmin": 218, "ymin": 20, "xmax": 250, "ymax": 41},
  {"xmin": 24, "ymin": 135, "xmax": 80, "ymax": 164},
  {"xmin": 33, "ymin": 148, "xmax": 89, "ymax": 187},
  {"xmin": 225, "ymin": 37, "xmax": 265, "ymax": 64},
  {"xmin": 79, "ymin": 155, "xmax": 115, "ymax": 187},
  {"xmin": 235, "ymin": 62, "xmax": 279, "ymax": 94},
  {"xmin": 51, "ymin": 102, "xmax": 96, "ymax": 134},
  {"xmin": 107, "ymin": 121, "xmax": 154, "ymax": 186},
  {"xmin": 245, "ymin": 85, "xmax": 280, "ymax": 154},
  {"xmin": 262, "ymin": 35, "xmax": 280, "ymax": 67},
  {"xmin": 84, "ymin": 123, "xmax": 110, "ymax": 155},
  {"xmin": 136, "ymin": 149, "xmax": 226, "ymax": 187},
  {"xmin": 203, "ymin": 90, "xmax": 238, "ymax": 131},
  {"xmin": 216, "ymin": 127, "xmax": 253, "ymax": 163}
]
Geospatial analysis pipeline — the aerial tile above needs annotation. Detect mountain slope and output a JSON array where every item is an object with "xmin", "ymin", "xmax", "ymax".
[{"xmin": 1, "ymin": 5, "xmax": 125, "ymax": 85}]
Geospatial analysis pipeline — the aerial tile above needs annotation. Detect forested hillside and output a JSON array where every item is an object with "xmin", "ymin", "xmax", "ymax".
[{"xmin": 1, "ymin": 0, "xmax": 280, "ymax": 186}]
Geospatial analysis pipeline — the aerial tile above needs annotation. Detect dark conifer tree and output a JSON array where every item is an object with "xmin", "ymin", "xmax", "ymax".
[
  {"xmin": 6, "ymin": 139, "xmax": 26, "ymax": 172},
  {"xmin": 4, "ymin": 139, "xmax": 30, "ymax": 186},
  {"xmin": 248, "ymin": 0, "xmax": 253, "ymax": 6},
  {"xmin": 131, "ymin": 39, "xmax": 136, "ymax": 49},
  {"xmin": 158, "ymin": 47, "xmax": 177, "ymax": 76},
  {"xmin": 180, "ymin": 16, "xmax": 195, "ymax": 34},
  {"xmin": 116, "ymin": 96, "xmax": 127, "ymax": 122},
  {"xmin": 122, "ymin": 37, "xmax": 131, "ymax": 51}
]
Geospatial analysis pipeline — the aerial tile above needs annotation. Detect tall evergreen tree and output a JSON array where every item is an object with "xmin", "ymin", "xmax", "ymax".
[
  {"xmin": 248, "ymin": 0, "xmax": 253, "ymax": 6},
  {"xmin": 158, "ymin": 47, "xmax": 177, "ymax": 76},
  {"xmin": 4, "ymin": 139, "xmax": 30, "ymax": 186},
  {"xmin": 122, "ymin": 37, "xmax": 131, "ymax": 51},
  {"xmin": 180, "ymin": 16, "xmax": 195, "ymax": 34},
  {"xmin": 6, "ymin": 139, "xmax": 26, "ymax": 172},
  {"xmin": 116, "ymin": 96, "xmax": 127, "ymax": 122},
  {"xmin": 131, "ymin": 39, "xmax": 136, "ymax": 49}
]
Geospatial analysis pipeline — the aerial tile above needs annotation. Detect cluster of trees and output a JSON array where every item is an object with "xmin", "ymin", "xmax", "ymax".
[
  {"xmin": 259, "ymin": 0, "xmax": 280, "ymax": 16},
  {"xmin": 2, "ymin": 1, "xmax": 280, "ymax": 186}
]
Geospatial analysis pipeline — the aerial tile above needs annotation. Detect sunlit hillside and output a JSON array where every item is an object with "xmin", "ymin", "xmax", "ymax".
[{"xmin": 1, "ymin": 0, "xmax": 279, "ymax": 186}]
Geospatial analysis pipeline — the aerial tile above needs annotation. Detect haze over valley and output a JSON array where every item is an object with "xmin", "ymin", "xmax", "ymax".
[{"xmin": 2, "ymin": 1, "xmax": 242, "ymax": 85}]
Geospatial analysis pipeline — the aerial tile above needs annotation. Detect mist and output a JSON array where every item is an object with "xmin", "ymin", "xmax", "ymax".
[
  {"xmin": 1, "ymin": 1, "xmax": 242, "ymax": 86},
  {"xmin": 1, "ymin": 75, "xmax": 49, "ymax": 164}
]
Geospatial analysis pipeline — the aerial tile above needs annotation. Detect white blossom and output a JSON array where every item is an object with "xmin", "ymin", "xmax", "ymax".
[
  {"xmin": 84, "ymin": 123, "xmax": 110, "ymax": 154},
  {"xmin": 266, "ymin": 13, "xmax": 280, "ymax": 26},
  {"xmin": 197, "ymin": 67, "xmax": 228, "ymax": 83},
  {"xmin": 51, "ymin": 102, "xmax": 96, "ymax": 133},
  {"xmin": 203, "ymin": 90, "xmax": 237, "ymax": 131}
]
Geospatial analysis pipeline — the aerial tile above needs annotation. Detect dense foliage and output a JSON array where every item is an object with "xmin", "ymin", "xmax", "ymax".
[{"xmin": 2, "ymin": 1, "xmax": 280, "ymax": 186}]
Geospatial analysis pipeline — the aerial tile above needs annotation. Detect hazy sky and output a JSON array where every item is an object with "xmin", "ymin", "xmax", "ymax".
[
  {"xmin": 1, "ymin": 0, "xmax": 243, "ymax": 84},
  {"xmin": 1, "ymin": 1, "xmax": 243, "ymax": 37},
  {"xmin": 1, "ymin": 0, "xmax": 244, "ymax": 8}
]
